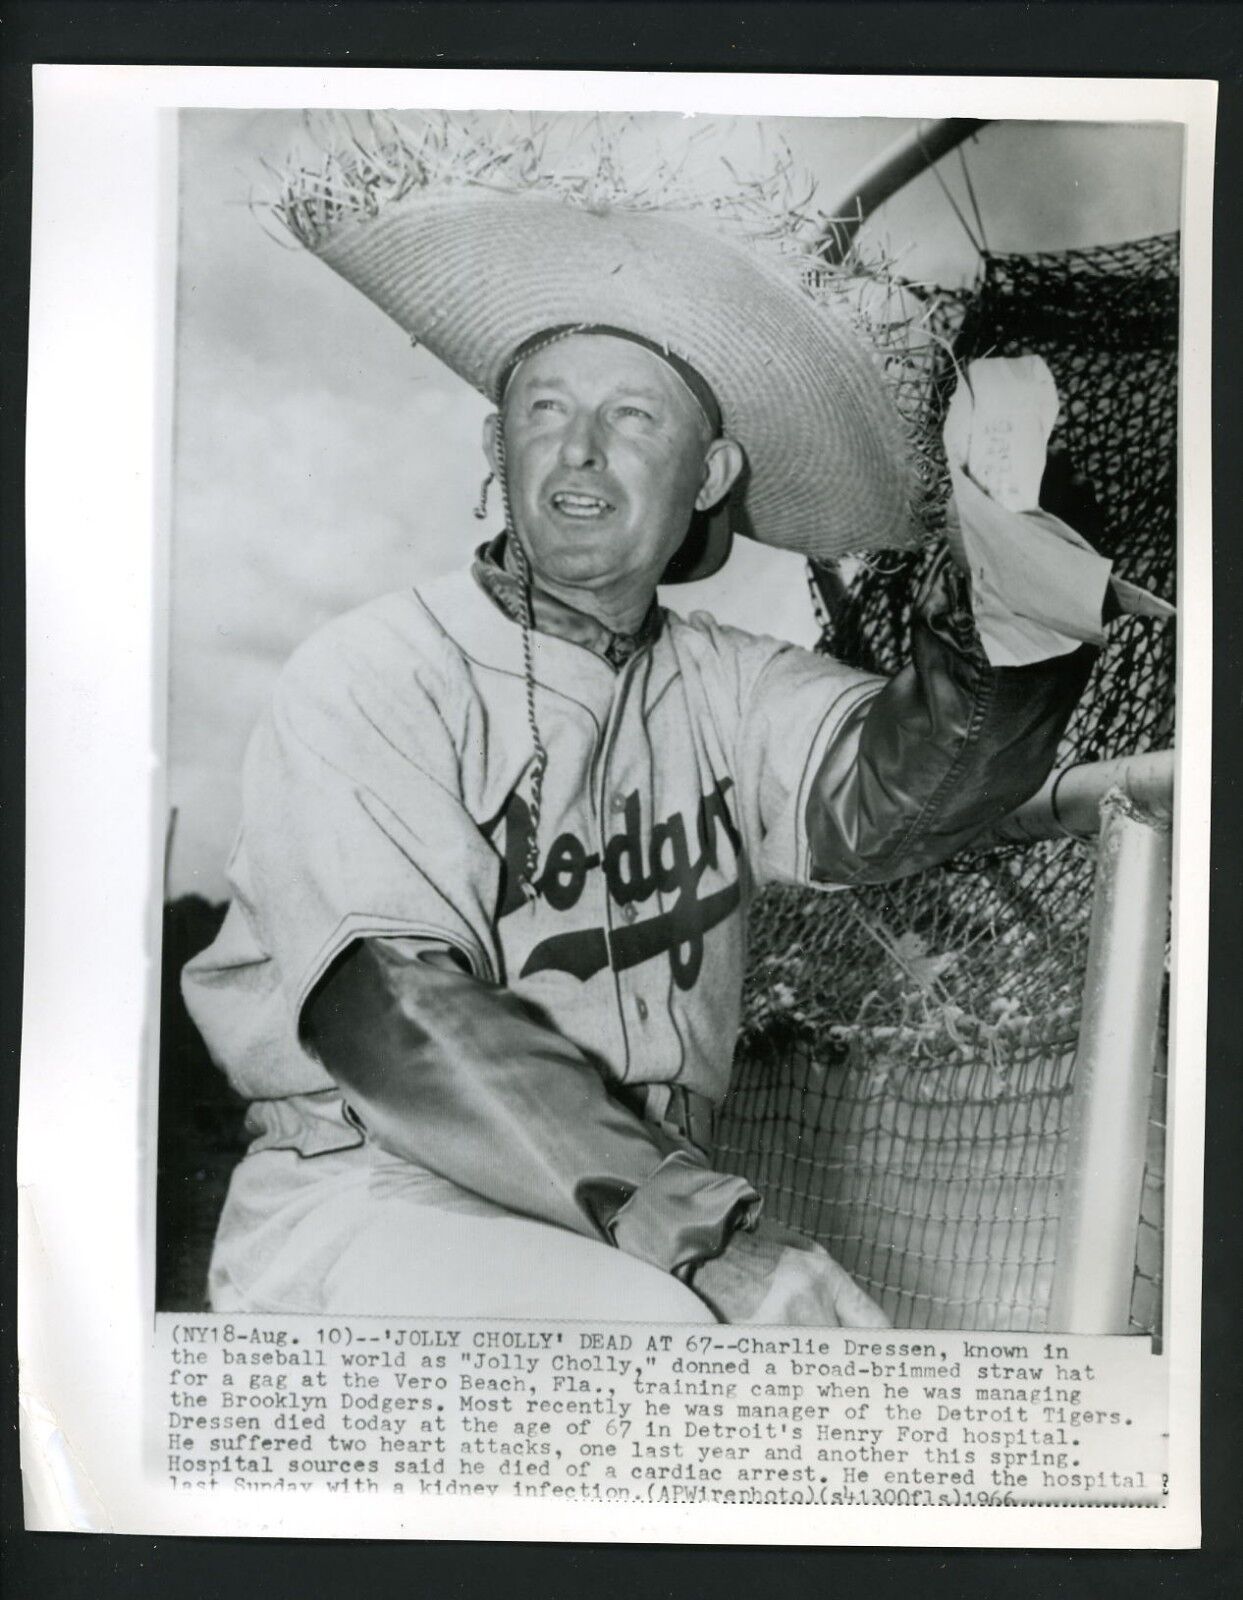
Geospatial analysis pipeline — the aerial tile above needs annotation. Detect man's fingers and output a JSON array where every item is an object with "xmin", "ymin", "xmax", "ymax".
[
  {"xmin": 712, "ymin": 1229, "xmax": 892, "ymax": 1327},
  {"xmin": 806, "ymin": 1248, "xmax": 891, "ymax": 1328},
  {"xmin": 829, "ymin": 1267, "xmax": 891, "ymax": 1328}
]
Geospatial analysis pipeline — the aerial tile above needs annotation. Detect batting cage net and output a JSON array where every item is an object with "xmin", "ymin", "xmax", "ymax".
[{"xmin": 713, "ymin": 233, "xmax": 1178, "ymax": 1335}]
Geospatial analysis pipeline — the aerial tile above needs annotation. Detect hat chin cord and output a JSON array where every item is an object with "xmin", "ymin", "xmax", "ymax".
[{"xmin": 493, "ymin": 423, "xmax": 548, "ymax": 906}]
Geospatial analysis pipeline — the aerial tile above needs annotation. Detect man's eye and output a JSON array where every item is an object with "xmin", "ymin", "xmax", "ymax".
[
  {"xmin": 530, "ymin": 398, "xmax": 564, "ymax": 414},
  {"xmin": 615, "ymin": 405, "xmax": 655, "ymax": 423}
]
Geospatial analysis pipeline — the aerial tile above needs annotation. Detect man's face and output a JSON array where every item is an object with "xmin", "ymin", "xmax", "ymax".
[{"xmin": 487, "ymin": 333, "xmax": 738, "ymax": 603}]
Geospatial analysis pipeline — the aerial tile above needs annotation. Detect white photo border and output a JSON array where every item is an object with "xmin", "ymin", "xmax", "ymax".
[{"xmin": 20, "ymin": 65, "xmax": 1214, "ymax": 1546}]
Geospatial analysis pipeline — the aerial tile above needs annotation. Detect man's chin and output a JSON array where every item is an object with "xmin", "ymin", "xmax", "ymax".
[
  {"xmin": 530, "ymin": 539, "xmax": 632, "ymax": 590},
  {"xmin": 541, "ymin": 556, "xmax": 628, "ymax": 593},
  {"xmin": 520, "ymin": 520, "xmax": 673, "ymax": 598}
]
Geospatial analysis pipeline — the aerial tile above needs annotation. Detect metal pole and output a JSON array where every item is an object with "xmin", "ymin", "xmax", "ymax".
[
  {"xmin": 992, "ymin": 749, "xmax": 1174, "ymax": 846},
  {"xmin": 1046, "ymin": 786, "xmax": 1172, "ymax": 1334},
  {"xmin": 817, "ymin": 119, "xmax": 990, "ymax": 264}
]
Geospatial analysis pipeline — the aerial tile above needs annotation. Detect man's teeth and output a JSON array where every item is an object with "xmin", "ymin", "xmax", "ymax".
[{"xmin": 552, "ymin": 492, "xmax": 612, "ymax": 517}]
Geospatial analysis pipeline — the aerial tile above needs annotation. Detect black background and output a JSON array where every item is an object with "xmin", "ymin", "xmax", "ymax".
[{"xmin": 2, "ymin": 3, "xmax": 1240, "ymax": 1596}]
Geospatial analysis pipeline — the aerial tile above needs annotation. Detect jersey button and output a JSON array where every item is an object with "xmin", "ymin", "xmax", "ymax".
[
  {"xmin": 635, "ymin": 997, "xmax": 649, "ymax": 1022},
  {"xmin": 621, "ymin": 903, "xmax": 638, "ymax": 923},
  {"xmin": 610, "ymin": 793, "xmax": 627, "ymax": 814}
]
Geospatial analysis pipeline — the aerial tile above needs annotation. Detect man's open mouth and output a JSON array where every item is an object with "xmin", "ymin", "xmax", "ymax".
[{"xmin": 550, "ymin": 491, "xmax": 615, "ymax": 519}]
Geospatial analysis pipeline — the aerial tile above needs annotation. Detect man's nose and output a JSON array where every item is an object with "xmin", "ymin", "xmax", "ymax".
[{"xmin": 558, "ymin": 410, "xmax": 606, "ymax": 470}]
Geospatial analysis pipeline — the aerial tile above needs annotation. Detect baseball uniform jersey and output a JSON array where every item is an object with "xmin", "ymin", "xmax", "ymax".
[{"xmin": 184, "ymin": 563, "xmax": 885, "ymax": 1146}]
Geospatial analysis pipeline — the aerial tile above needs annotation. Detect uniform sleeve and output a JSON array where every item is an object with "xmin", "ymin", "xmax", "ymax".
[
  {"xmin": 303, "ymin": 938, "xmax": 761, "ymax": 1278},
  {"xmin": 234, "ymin": 607, "xmax": 507, "ymax": 1021},
  {"xmin": 733, "ymin": 550, "xmax": 1094, "ymax": 889}
]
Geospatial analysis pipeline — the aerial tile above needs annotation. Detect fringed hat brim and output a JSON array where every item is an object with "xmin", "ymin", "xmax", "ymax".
[{"xmin": 314, "ymin": 190, "xmax": 917, "ymax": 562}]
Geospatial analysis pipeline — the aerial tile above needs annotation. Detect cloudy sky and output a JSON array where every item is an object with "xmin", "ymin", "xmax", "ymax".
[{"xmin": 167, "ymin": 109, "xmax": 1182, "ymax": 899}]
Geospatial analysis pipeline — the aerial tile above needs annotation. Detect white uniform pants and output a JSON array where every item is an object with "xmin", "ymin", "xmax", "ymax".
[{"xmin": 209, "ymin": 1142, "xmax": 715, "ymax": 1323}]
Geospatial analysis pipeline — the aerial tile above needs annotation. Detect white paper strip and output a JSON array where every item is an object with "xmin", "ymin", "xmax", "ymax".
[{"xmin": 944, "ymin": 356, "xmax": 1111, "ymax": 665}]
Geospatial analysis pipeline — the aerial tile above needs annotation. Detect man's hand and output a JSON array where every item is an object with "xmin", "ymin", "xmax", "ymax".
[{"xmin": 690, "ymin": 1217, "xmax": 890, "ymax": 1327}]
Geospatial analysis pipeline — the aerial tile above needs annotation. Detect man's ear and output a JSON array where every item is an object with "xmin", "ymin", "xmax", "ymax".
[
  {"xmin": 695, "ymin": 435, "xmax": 745, "ymax": 512},
  {"xmin": 483, "ymin": 412, "xmax": 501, "ymax": 476}
]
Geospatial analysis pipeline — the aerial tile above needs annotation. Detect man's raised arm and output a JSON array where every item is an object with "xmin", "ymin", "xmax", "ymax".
[{"xmin": 803, "ymin": 549, "xmax": 1096, "ymax": 886}]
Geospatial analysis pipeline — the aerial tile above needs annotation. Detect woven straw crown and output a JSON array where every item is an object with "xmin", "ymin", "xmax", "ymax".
[{"xmin": 299, "ymin": 164, "xmax": 917, "ymax": 563}]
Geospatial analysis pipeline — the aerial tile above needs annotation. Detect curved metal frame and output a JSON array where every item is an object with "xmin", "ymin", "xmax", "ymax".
[{"xmin": 817, "ymin": 118, "xmax": 990, "ymax": 263}]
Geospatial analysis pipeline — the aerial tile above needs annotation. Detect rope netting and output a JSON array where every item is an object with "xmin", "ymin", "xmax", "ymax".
[{"xmin": 714, "ymin": 234, "xmax": 1178, "ymax": 1333}]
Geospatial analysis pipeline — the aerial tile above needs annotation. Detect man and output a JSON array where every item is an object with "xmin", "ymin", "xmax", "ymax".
[{"xmin": 183, "ymin": 119, "xmax": 1101, "ymax": 1325}]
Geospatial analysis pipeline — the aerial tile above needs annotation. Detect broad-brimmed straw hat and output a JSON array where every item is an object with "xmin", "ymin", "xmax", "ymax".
[{"xmin": 276, "ymin": 115, "xmax": 918, "ymax": 576}]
